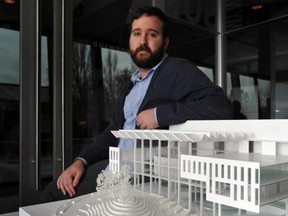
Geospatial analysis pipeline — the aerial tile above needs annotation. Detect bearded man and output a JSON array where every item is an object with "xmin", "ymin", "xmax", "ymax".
[{"xmin": 43, "ymin": 5, "xmax": 232, "ymax": 202}]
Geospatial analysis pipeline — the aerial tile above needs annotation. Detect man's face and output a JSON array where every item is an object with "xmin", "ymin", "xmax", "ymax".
[{"xmin": 129, "ymin": 15, "xmax": 169, "ymax": 69}]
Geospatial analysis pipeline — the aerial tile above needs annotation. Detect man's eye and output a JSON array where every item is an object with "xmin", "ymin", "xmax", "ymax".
[
  {"xmin": 133, "ymin": 32, "xmax": 141, "ymax": 37},
  {"xmin": 148, "ymin": 33, "xmax": 157, "ymax": 38}
]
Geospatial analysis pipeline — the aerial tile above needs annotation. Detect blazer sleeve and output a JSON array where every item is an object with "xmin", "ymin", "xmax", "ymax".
[
  {"xmin": 77, "ymin": 82, "xmax": 132, "ymax": 165},
  {"xmin": 153, "ymin": 58, "xmax": 233, "ymax": 127}
]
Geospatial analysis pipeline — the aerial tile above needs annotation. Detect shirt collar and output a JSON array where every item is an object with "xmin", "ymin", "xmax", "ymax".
[{"xmin": 131, "ymin": 54, "xmax": 167, "ymax": 83}]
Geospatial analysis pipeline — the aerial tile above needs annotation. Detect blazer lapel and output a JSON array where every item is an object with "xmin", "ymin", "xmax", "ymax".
[{"xmin": 137, "ymin": 57, "xmax": 169, "ymax": 114}]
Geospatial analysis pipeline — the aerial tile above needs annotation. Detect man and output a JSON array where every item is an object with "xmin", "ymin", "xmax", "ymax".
[{"xmin": 43, "ymin": 5, "xmax": 232, "ymax": 202}]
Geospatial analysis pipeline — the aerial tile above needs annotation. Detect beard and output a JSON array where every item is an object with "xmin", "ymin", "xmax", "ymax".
[{"xmin": 129, "ymin": 43, "xmax": 165, "ymax": 69}]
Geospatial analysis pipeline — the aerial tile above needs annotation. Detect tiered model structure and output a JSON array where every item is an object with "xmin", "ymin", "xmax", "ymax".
[
  {"xmin": 111, "ymin": 120, "xmax": 288, "ymax": 216},
  {"xmin": 55, "ymin": 120, "xmax": 288, "ymax": 216}
]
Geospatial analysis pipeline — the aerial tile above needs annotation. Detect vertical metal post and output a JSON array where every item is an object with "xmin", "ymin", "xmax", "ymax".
[
  {"xmin": 20, "ymin": 0, "xmax": 41, "ymax": 205},
  {"xmin": 53, "ymin": 0, "xmax": 73, "ymax": 178},
  {"xmin": 215, "ymin": 0, "xmax": 227, "ymax": 93}
]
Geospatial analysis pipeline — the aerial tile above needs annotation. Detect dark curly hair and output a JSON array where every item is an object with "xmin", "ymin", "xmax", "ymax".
[{"xmin": 129, "ymin": 5, "xmax": 169, "ymax": 38}]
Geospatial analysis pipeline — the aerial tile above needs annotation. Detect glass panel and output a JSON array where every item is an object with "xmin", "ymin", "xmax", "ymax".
[
  {"xmin": 227, "ymin": 72, "xmax": 232, "ymax": 96},
  {"xmin": 41, "ymin": 37, "xmax": 49, "ymax": 87},
  {"xmin": 275, "ymin": 82, "xmax": 288, "ymax": 118},
  {"xmin": 0, "ymin": 28, "xmax": 19, "ymax": 84},
  {"xmin": 0, "ymin": 28, "xmax": 19, "ymax": 213},
  {"xmin": 72, "ymin": 42, "xmax": 94, "ymax": 156},
  {"xmin": 72, "ymin": 45, "xmax": 136, "ymax": 157},
  {"xmin": 101, "ymin": 48, "xmax": 136, "ymax": 120},
  {"xmin": 239, "ymin": 75, "xmax": 258, "ymax": 119},
  {"xmin": 163, "ymin": 0, "xmax": 216, "ymax": 66},
  {"xmin": 258, "ymin": 79, "xmax": 270, "ymax": 119},
  {"xmin": 198, "ymin": 66, "xmax": 214, "ymax": 82},
  {"xmin": 227, "ymin": 15, "xmax": 288, "ymax": 119},
  {"xmin": 165, "ymin": 0, "xmax": 216, "ymax": 31},
  {"xmin": 226, "ymin": 0, "xmax": 288, "ymax": 31},
  {"xmin": 40, "ymin": 36, "xmax": 52, "ymax": 187},
  {"xmin": 275, "ymin": 22, "xmax": 288, "ymax": 119},
  {"xmin": 0, "ymin": 28, "xmax": 51, "ymax": 213}
]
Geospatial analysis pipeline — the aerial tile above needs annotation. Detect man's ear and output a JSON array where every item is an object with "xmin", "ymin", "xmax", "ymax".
[{"xmin": 164, "ymin": 37, "xmax": 169, "ymax": 50}]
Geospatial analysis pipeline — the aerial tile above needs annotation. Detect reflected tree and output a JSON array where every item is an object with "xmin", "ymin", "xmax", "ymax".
[
  {"xmin": 73, "ymin": 46, "xmax": 136, "ymax": 137},
  {"xmin": 73, "ymin": 42, "xmax": 92, "ymax": 102},
  {"xmin": 72, "ymin": 42, "xmax": 92, "ymax": 140},
  {"xmin": 102, "ymin": 50, "xmax": 135, "ymax": 117},
  {"xmin": 102, "ymin": 50, "xmax": 118, "ymax": 108}
]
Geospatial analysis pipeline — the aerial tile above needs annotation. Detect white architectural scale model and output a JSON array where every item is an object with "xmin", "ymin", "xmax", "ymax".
[{"xmin": 55, "ymin": 120, "xmax": 288, "ymax": 216}]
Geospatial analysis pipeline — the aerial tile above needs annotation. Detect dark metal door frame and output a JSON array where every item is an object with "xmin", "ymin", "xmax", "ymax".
[
  {"xmin": 19, "ymin": 0, "xmax": 73, "ymax": 206},
  {"xmin": 19, "ymin": 0, "xmax": 42, "ymax": 206}
]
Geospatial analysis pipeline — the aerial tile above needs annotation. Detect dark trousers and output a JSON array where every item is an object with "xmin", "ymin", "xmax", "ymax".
[{"xmin": 41, "ymin": 159, "xmax": 109, "ymax": 203}]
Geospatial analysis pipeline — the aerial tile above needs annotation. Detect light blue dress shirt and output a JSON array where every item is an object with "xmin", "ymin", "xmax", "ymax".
[
  {"xmin": 77, "ymin": 57, "xmax": 166, "ymax": 166},
  {"xmin": 118, "ymin": 66, "xmax": 156, "ymax": 149}
]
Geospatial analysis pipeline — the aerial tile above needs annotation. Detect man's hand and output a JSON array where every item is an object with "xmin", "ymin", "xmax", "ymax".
[
  {"xmin": 56, "ymin": 159, "xmax": 85, "ymax": 197},
  {"xmin": 136, "ymin": 108, "xmax": 158, "ymax": 129}
]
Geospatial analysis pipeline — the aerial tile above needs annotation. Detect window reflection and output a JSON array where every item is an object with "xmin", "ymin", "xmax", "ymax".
[
  {"xmin": 72, "ymin": 46, "xmax": 136, "ymax": 157},
  {"xmin": 239, "ymin": 75, "xmax": 258, "ymax": 119},
  {"xmin": 227, "ymin": 14, "xmax": 288, "ymax": 119},
  {"xmin": 275, "ymin": 82, "xmax": 288, "ymax": 118},
  {"xmin": 198, "ymin": 66, "xmax": 214, "ymax": 82},
  {"xmin": 0, "ymin": 27, "xmax": 52, "ymax": 213},
  {"xmin": 0, "ymin": 28, "xmax": 19, "ymax": 84},
  {"xmin": 101, "ymin": 48, "xmax": 136, "ymax": 120},
  {"xmin": 258, "ymin": 79, "xmax": 270, "ymax": 119},
  {"xmin": 1, "ymin": 0, "xmax": 56, "ymax": 205}
]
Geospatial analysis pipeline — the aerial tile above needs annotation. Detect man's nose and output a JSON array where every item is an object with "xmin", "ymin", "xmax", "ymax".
[{"xmin": 140, "ymin": 35, "xmax": 148, "ymax": 45}]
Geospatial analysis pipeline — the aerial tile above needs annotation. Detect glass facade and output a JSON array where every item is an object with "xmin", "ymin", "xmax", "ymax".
[
  {"xmin": 0, "ymin": 28, "xmax": 52, "ymax": 213},
  {"xmin": 226, "ymin": 15, "xmax": 288, "ymax": 119},
  {"xmin": 0, "ymin": 0, "xmax": 288, "ymax": 213},
  {"xmin": 0, "ymin": 27, "xmax": 19, "ymax": 213}
]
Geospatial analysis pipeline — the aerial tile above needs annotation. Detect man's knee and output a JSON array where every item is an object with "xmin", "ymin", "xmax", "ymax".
[{"xmin": 42, "ymin": 180, "xmax": 59, "ymax": 202}]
